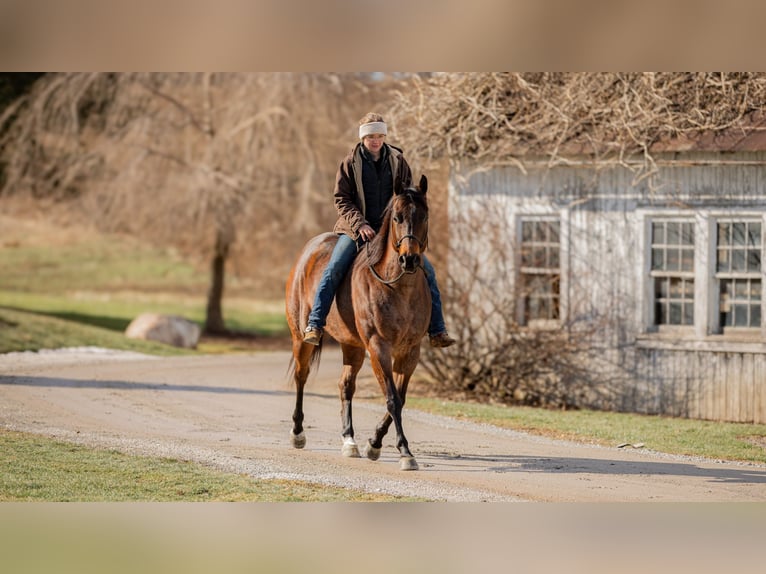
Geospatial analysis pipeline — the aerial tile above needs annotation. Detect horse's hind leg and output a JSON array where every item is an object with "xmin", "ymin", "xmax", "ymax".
[
  {"xmin": 290, "ymin": 340, "xmax": 316, "ymax": 449},
  {"xmin": 339, "ymin": 344, "xmax": 365, "ymax": 458}
]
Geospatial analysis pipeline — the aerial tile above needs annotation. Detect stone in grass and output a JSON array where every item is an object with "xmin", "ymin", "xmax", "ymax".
[{"xmin": 125, "ymin": 313, "xmax": 201, "ymax": 349}]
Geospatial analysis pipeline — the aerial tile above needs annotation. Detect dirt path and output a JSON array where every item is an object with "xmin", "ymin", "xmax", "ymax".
[{"xmin": 2, "ymin": 347, "xmax": 766, "ymax": 501}]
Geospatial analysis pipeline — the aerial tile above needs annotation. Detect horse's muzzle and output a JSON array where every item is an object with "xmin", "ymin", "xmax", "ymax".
[{"xmin": 399, "ymin": 253, "xmax": 422, "ymax": 273}]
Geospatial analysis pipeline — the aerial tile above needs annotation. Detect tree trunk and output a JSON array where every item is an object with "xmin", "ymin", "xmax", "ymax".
[{"xmin": 204, "ymin": 229, "xmax": 230, "ymax": 334}]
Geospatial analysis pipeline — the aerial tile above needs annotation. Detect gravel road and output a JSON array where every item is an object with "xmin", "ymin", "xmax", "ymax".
[{"xmin": 2, "ymin": 346, "xmax": 766, "ymax": 501}]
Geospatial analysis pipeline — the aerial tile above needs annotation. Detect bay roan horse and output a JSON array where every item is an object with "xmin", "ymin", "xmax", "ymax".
[{"xmin": 285, "ymin": 175, "xmax": 431, "ymax": 471}]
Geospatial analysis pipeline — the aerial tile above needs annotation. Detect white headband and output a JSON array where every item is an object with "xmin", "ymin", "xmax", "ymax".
[{"xmin": 359, "ymin": 121, "xmax": 387, "ymax": 139}]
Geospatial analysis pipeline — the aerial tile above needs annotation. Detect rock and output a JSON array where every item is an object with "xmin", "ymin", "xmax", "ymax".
[{"xmin": 125, "ymin": 313, "xmax": 201, "ymax": 349}]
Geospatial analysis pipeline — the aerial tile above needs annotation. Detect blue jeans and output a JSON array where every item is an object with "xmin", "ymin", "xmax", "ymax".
[{"xmin": 307, "ymin": 234, "xmax": 448, "ymax": 336}]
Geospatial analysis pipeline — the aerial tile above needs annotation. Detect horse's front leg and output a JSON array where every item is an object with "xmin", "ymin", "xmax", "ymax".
[
  {"xmin": 339, "ymin": 344, "xmax": 365, "ymax": 458},
  {"xmin": 364, "ymin": 340, "xmax": 417, "ymax": 470}
]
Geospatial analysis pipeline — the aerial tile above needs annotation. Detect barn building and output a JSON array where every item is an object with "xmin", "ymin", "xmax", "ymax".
[{"xmin": 450, "ymin": 128, "xmax": 766, "ymax": 423}]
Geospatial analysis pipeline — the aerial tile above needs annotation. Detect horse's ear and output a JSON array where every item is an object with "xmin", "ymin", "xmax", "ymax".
[
  {"xmin": 419, "ymin": 174, "xmax": 428, "ymax": 194},
  {"xmin": 394, "ymin": 176, "xmax": 404, "ymax": 196}
]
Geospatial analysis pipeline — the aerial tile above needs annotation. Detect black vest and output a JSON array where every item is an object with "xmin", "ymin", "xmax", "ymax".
[{"xmin": 360, "ymin": 144, "xmax": 393, "ymax": 232}]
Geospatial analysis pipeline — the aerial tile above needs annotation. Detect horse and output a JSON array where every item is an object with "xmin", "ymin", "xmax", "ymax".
[{"xmin": 285, "ymin": 174, "xmax": 432, "ymax": 471}]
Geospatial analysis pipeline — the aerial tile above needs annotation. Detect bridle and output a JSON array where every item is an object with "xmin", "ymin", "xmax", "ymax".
[{"xmin": 368, "ymin": 198, "xmax": 428, "ymax": 286}]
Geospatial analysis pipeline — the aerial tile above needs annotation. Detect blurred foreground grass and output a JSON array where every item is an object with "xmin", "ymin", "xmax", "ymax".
[{"xmin": 0, "ymin": 430, "xmax": 416, "ymax": 502}]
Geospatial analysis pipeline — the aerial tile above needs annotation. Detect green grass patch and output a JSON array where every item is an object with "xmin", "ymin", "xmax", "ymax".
[
  {"xmin": 0, "ymin": 430, "xmax": 421, "ymax": 502},
  {"xmin": 407, "ymin": 397, "xmax": 766, "ymax": 464},
  {"xmin": 0, "ymin": 225, "xmax": 288, "ymax": 353}
]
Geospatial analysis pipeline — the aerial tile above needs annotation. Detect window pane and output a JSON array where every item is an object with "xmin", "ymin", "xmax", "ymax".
[
  {"xmin": 717, "ymin": 248, "xmax": 730, "ymax": 272},
  {"xmin": 752, "ymin": 304, "xmax": 761, "ymax": 326},
  {"xmin": 666, "ymin": 248, "xmax": 680, "ymax": 271},
  {"xmin": 752, "ymin": 280, "xmax": 762, "ymax": 300},
  {"xmin": 538, "ymin": 297, "xmax": 550, "ymax": 318},
  {"xmin": 522, "ymin": 221, "xmax": 534, "ymax": 242},
  {"xmin": 656, "ymin": 301, "xmax": 667, "ymax": 324},
  {"xmin": 684, "ymin": 279, "xmax": 695, "ymax": 298},
  {"xmin": 532, "ymin": 247, "xmax": 546, "ymax": 267},
  {"xmin": 669, "ymin": 302, "xmax": 682, "ymax": 324},
  {"xmin": 669, "ymin": 277, "xmax": 682, "ymax": 298},
  {"xmin": 732, "ymin": 222, "xmax": 746, "ymax": 246},
  {"xmin": 533, "ymin": 222, "xmax": 546, "ymax": 242},
  {"xmin": 735, "ymin": 279, "xmax": 748, "ymax": 299},
  {"xmin": 667, "ymin": 222, "xmax": 680, "ymax": 245},
  {"xmin": 748, "ymin": 249, "xmax": 761, "ymax": 272},
  {"xmin": 734, "ymin": 305, "xmax": 748, "ymax": 326},
  {"xmin": 681, "ymin": 222, "xmax": 694, "ymax": 245},
  {"xmin": 655, "ymin": 277, "xmax": 668, "ymax": 298},
  {"xmin": 521, "ymin": 247, "xmax": 532, "ymax": 266},
  {"xmin": 732, "ymin": 249, "xmax": 746, "ymax": 272},
  {"xmin": 527, "ymin": 295, "xmax": 540, "ymax": 317},
  {"xmin": 718, "ymin": 223, "xmax": 731, "ymax": 246},
  {"xmin": 549, "ymin": 221, "xmax": 560, "ymax": 243},
  {"xmin": 748, "ymin": 223, "xmax": 761, "ymax": 247},
  {"xmin": 652, "ymin": 248, "xmax": 664, "ymax": 270},
  {"xmin": 652, "ymin": 221, "xmax": 665, "ymax": 244},
  {"xmin": 549, "ymin": 248, "xmax": 559, "ymax": 268}
]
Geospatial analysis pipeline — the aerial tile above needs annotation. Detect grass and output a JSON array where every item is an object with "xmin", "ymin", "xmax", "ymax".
[
  {"xmin": 0, "ymin": 218, "xmax": 288, "ymax": 354},
  {"xmin": 407, "ymin": 397, "xmax": 766, "ymax": 464},
  {"xmin": 0, "ymin": 430, "xmax": 418, "ymax": 502}
]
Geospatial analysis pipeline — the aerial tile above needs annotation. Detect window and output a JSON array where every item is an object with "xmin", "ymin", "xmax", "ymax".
[
  {"xmin": 519, "ymin": 218, "xmax": 560, "ymax": 324},
  {"xmin": 650, "ymin": 220, "xmax": 695, "ymax": 326},
  {"xmin": 716, "ymin": 220, "xmax": 762, "ymax": 329},
  {"xmin": 643, "ymin": 213, "xmax": 764, "ymax": 340}
]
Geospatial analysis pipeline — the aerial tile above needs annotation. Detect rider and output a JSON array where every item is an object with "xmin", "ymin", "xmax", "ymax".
[{"xmin": 303, "ymin": 112, "xmax": 455, "ymax": 349}]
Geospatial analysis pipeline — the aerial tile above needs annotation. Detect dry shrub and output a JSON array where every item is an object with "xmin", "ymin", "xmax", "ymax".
[
  {"xmin": 392, "ymin": 73, "xmax": 766, "ymax": 185},
  {"xmin": 419, "ymin": 196, "xmax": 609, "ymax": 409}
]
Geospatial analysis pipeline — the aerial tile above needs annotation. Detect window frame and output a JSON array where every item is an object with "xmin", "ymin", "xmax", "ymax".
[
  {"xmin": 712, "ymin": 217, "xmax": 764, "ymax": 335},
  {"xmin": 516, "ymin": 214, "xmax": 564, "ymax": 329},
  {"xmin": 641, "ymin": 210, "xmax": 766, "ymax": 342},
  {"xmin": 648, "ymin": 218, "xmax": 696, "ymax": 329}
]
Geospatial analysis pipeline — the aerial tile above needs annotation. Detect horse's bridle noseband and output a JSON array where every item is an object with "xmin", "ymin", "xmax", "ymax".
[{"xmin": 368, "ymin": 212, "xmax": 428, "ymax": 286}]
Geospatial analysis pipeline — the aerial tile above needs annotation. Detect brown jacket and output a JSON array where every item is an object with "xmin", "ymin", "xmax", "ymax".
[{"xmin": 332, "ymin": 142, "xmax": 412, "ymax": 240}]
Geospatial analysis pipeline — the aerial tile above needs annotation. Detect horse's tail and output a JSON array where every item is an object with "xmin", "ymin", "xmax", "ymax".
[{"xmin": 286, "ymin": 340, "xmax": 323, "ymax": 386}]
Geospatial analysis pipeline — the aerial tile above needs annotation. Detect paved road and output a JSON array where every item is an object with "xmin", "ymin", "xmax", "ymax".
[{"xmin": 2, "ymin": 347, "xmax": 766, "ymax": 501}]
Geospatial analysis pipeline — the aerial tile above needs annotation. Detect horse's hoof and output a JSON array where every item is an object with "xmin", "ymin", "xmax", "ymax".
[
  {"xmin": 364, "ymin": 440, "xmax": 381, "ymax": 461},
  {"xmin": 291, "ymin": 430, "xmax": 306, "ymax": 449},
  {"xmin": 400, "ymin": 456, "xmax": 419, "ymax": 471},
  {"xmin": 341, "ymin": 437, "xmax": 361, "ymax": 458}
]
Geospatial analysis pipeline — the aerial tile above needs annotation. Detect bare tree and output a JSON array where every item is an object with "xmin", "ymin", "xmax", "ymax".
[{"xmin": 0, "ymin": 73, "xmax": 382, "ymax": 333}]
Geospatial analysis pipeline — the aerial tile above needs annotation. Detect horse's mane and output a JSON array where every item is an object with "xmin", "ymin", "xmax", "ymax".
[{"xmin": 360, "ymin": 188, "xmax": 428, "ymax": 267}]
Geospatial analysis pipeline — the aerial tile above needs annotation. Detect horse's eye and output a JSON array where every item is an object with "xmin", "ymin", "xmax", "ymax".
[{"xmin": 393, "ymin": 214, "xmax": 402, "ymax": 224}]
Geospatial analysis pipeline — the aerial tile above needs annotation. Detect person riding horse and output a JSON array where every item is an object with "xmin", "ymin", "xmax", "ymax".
[{"xmin": 303, "ymin": 112, "xmax": 455, "ymax": 349}]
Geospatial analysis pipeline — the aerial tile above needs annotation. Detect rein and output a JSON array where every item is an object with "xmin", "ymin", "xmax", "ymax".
[{"xmin": 366, "ymin": 240, "xmax": 423, "ymax": 286}]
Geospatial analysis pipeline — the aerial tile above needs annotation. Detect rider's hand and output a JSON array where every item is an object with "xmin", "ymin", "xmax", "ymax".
[{"xmin": 358, "ymin": 224, "xmax": 376, "ymax": 242}]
